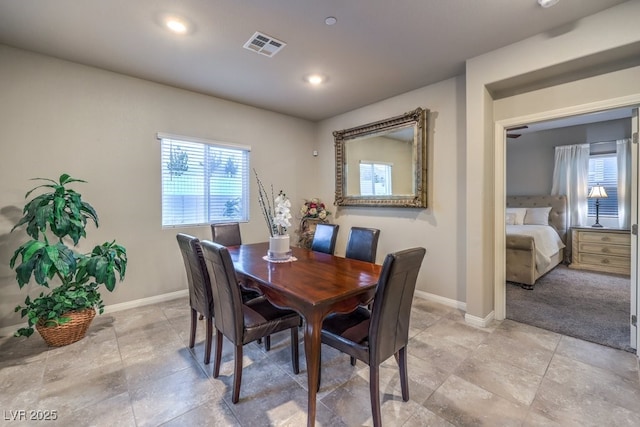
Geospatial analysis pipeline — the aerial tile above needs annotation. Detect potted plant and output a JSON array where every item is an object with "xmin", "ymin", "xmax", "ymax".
[
  {"xmin": 9, "ymin": 173, "xmax": 128, "ymax": 346},
  {"xmin": 254, "ymin": 169, "xmax": 292, "ymax": 260}
]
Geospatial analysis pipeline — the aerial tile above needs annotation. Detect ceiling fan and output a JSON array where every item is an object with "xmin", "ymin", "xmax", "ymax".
[{"xmin": 506, "ymin": 125, "xmax": 528, "ymax": 139}]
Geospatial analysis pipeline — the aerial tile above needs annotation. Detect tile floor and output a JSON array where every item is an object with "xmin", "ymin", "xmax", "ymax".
[{"xmin": 1, "ymin": 297, "xmax": 639, "ymax": 426}]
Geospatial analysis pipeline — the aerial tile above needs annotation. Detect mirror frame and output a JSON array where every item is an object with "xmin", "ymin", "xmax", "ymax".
[{"xmin": 334, "ymin": 107, "xmax": 428, "ymax": 208}]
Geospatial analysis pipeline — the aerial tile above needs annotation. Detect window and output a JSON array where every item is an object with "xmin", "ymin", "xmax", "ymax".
[
  {"xmin": 158, "ymin": 133, "xmax": 250, "ymax": 227},
  {"xmin": 587, "ymin": 154, "xmax": 618, "ymax": 217},
  {"xmin": 359, "ymin": 161, "xmax": 392, "ymax": 196}
]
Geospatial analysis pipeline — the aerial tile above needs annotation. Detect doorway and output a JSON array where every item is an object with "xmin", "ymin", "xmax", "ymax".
[
  {"xmin": 504, "ymin": 108, "xmax": 634, "ymax": 351},
  {"xmin": 493, "ymin": 99, "xmax": 640, "ymax": 354}
]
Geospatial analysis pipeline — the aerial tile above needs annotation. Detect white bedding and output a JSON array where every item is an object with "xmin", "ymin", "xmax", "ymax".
[{"xmin": 506, "ymin": 224, "xmax": 565, "ymax": 272}]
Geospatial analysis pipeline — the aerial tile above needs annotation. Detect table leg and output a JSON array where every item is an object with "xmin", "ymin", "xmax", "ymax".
[{"xmin": 303, "ymin": 310, "xmax": 323, "ymax": 427}]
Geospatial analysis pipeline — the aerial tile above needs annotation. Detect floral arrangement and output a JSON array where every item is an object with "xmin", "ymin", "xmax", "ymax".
[
  {"xmin": 300, "ymin": 198, "xmax": 330, "ymax": 221},
  {"xmin": 254, "ymin": 169, "xmax": 292, "ymax": 236}
]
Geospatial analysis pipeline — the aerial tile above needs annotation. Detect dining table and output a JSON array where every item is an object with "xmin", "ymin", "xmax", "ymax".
[{"xmin": 226, "ymin": 242, "xmax": 382, "ymax": 427}]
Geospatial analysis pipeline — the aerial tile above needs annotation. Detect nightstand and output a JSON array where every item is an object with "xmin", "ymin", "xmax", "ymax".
[{"xmin": 570, "ymin": 227, "xmax": 630, "ymax": 275}]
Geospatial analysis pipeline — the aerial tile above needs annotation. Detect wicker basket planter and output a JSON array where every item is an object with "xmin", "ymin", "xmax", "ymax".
[{"xmin": 35, "ymin": 308, "xmax": 96, "ymax": 347}]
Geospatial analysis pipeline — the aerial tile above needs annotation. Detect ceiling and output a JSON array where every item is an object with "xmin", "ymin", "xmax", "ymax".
[{"xmin": 0, "ymin": 0, "xmax": 630, "ymax": 122}]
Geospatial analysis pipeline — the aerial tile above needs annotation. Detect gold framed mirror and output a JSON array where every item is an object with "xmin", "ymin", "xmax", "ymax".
[{"xmin": 334, "ymin": 107, "xmax": 428, "ymax": 208}]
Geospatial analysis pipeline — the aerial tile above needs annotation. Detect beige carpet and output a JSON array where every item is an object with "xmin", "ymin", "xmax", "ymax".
[{"xmin": 506, "ymin": 264, "xmax": 633, "ymax": 352}]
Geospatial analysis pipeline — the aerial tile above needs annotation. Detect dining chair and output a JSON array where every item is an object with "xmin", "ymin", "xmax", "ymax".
[
  {"xmin": 346, "ymin": 227, "xmax": 381, "ymax": 312},
  {"xmin": 310, "ymin": 223, "xmax": 340, "ymax": 255},
  {"xmin": 210, "ymin": 222, "xmax": 243, "ymax": 247},
  {"xmin": 211, "ymin": 222, "xmax": 263, "ymax": 300},
  {"xmin": 318, "ymin": 247, "xmax": 426, "ymax": 427},
  {"xmin": 210, "ymin": 222, "xmax": 270, "ymax": 347},
  {"xmin": 199, "ymin": 240, "xmax": 301, "ymax": 404},
  {"xmin": 345, "ymin": 227, "xmax": 380, "ymax": 263},
  {"xmin": 176, "ymin": 233, "xmax": 215, "ymax": 365}
]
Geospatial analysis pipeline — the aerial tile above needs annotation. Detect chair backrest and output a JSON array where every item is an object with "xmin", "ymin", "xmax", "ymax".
[
  {"xmin": 345, "ymin": 227, "xmax": 380, "ymax": 263},
  {"xmin": 369, "ymin": 247, "xmax": 426, "ymax": 364},
  {"xmin": 211, "ymin": 222, "xmax": 242, "ymax": 247},
  {"xmin": 199, "ymin": 240, "xmax": 244, "ymax": 343},
  {"xmin": 311, "ymin": 223, "xmax": 340, "ymax": 254},
  {"xmin": 176, "ymin": 233, "xmax": 214, "ymax": 318}
]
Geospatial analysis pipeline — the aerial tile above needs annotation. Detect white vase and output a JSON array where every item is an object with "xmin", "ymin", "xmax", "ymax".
[{"xmin": 268, "ymin": 235, "xmax": 291, "ymax": 260}]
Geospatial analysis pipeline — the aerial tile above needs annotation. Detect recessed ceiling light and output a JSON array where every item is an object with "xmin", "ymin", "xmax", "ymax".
[
  {"xmin": 305, "ymin": 74, "xmax": 326, "ymax": 86},
  {"xmin": 164, "ymin": 16, "xmax": 190, "ymax": 34},
  {"xmin": 537, "ymin": 0, "xmax": 560, "ymax": 8},
  {"xmin": 325, "ymin": 16, "xmax": 337, "ymax": 26}
]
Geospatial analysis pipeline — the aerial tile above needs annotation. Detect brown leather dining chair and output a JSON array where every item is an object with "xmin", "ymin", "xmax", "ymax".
[
  {"xmin": 176, "ymin": 233, "xmax": 266, "ymax": 364},
  {"xmin": 176, "ymin": 233, "xmax": 215, "ymax": 364},
  {"xmin": 199, "ymin": 240, "xmax": 301, "ymax": 404},
  {"xmin": 346, "ymin": 226, "xmax": 381, "ymax": 314},
  {"xmin": 318, "ymin": 247, "xmax": 426, "ymax": 427},
  {"xmin": 210, "ymin": 222, "xmax": 268, "ymax": 346},
  {"xmin": 311, "ymin": 223, "xmax": 340, "ymax": 255},
  {"xmin": 211, "ymin": 222, "xmax": 262, "ymax": 304},
  {"xmin": 345, "ymin": 227, "xmax": 380, "ymax": 263},
  {"xmin": 211, "ymin": 222, "xmax": 261, "ymax": 302},
  {"xmin": 210, "ymin": 222, "xmax": 243, "ymax": 247}
]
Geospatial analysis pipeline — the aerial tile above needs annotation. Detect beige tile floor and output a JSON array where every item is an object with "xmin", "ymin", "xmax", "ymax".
[{"xmin": 1, "ymin": 297, "xmax": 639, "ymax": 427}]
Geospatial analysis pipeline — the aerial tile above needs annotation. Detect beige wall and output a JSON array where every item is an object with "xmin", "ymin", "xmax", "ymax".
[
  {"xmin": 466, "ymin": 0, "xmax": 640, "ymax": 321},
  {"xmin": 0, "ymin": 45, "xmax": 315, "ymax": 330}
]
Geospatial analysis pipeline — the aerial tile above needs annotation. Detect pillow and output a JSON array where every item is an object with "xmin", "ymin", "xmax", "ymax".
[
  {"xmin": 524, "ymin": 207, "xmax": 552, "ymax": 225},
  {"xmin": 505, "ymin": 208, "xmax": 527, "ymax": 225},
  {"xmin": 505, "ymin": 213, "xmax": 517, "ymax": 226}
]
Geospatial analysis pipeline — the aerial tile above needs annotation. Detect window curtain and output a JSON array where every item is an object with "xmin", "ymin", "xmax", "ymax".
[
  {"xmin": 551, "ymin": 143, "xmax": 590, "ymax": 228},
  {"xmin": 616, "ymin": 138, "xmax": 632, "ymax": 229}
]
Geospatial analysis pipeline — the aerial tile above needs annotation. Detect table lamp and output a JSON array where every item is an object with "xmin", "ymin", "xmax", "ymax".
[{"xmin": 588, "ymin": 184, "xmax": 608, "ymax": 228}]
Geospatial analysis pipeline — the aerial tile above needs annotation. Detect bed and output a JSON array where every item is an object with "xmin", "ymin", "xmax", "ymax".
[{"xmin": 506, "ymin": 195, "xmax": 568, "ymax": 289}]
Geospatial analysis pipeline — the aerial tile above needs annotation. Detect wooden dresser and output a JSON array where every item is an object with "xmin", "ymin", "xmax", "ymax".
[{"xmin": 570, "ymin": 227, "xmax": 630, "ymax": 275}]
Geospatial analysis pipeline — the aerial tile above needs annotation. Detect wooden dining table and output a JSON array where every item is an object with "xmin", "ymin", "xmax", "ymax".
[{"xmin": 227, "ymin": 242, "xmax": 381, "ymax": 427}]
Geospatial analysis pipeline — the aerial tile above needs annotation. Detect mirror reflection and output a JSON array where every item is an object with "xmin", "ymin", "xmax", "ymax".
[
  {"xmin": 345, "ymin": 126, "xmax": 415, "ymax": 197},
  {"xmin": 334, "ymin": 108, "xmax": 428, "ymax": 208}
]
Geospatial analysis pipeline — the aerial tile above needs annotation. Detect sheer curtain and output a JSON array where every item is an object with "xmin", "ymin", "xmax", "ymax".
[
  {"xmin": 551, "ymin": 143, "xmax": 590, "ymax": 228},
  {"xmin": 616, "ymin": 138, "xmax": 632, "ymax": 229}
]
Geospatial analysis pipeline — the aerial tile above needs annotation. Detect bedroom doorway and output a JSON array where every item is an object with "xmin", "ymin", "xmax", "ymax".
[{"xmin": 496, "ymin": 104, "xmax": 640, "ymax": 352}]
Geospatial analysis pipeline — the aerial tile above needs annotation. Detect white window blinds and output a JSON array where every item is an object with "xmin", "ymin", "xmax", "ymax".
[
  {"xmin": 588, "ymin": 154, "xmax": 618, "ymax": 217},
  {"xmin": 158, "ymin": 133, "xmax": 250, "ymax": 228}
]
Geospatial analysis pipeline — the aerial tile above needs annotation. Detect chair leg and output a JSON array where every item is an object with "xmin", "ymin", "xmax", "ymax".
[
  {"xmin": 264, "ymin": 335, "xmax": 271, "ymax": 351},
  {"xmin": 189, "ymin": 308, "xmax": 197, "ymax": 348},
  {"xmin": 213, "ymin": 329, "xmax": 223, "ymax": 378},
  {"xmin": 290, "ymin": 327, "xmax": 299, "ymax": 374},
  {"xmin": 199, "ymin": 313, "xmax": 204, "ymax": 320},
  {"xmin": 397, "ymin": 347, "xmax": 409, "ymax": 401},
  {"xmin": 350, "ymin": 356, "xmax": 356, "ymax": 366},
  {"xmin": 370, "ymin": 364, "xmax": 382, "ymax": 427},
  {"xmin": 232, "ymin": 344, "xmax": 243, "ymax": 404},
  {"xmin": 204, "ymin": 317, "xmax": 213, "ymax": 365}
]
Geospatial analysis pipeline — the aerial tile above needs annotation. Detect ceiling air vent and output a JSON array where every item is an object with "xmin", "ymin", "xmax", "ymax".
[{"xmin": 243, "ymin": 31, "xmax": 286, "ymax": 57}]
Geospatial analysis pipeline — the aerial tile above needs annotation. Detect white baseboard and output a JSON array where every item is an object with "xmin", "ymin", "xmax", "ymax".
[
  {"xmin": 414, "ymin": 289, "xmax": 496, "ymax": 328},
  {"xmin": 464, "ymin": 310, "xmax": 496, "ymax": 328},
  {"xmin": 414, "ymin": 289, "xmax": 467, "ymax": 311},
  {"xmin": 102, "ymin": 289, "xmax": 188, "ymax": 314},
  {"xmin": 0, "ymin": 289, "xmax": 188, "ymax": 338}
]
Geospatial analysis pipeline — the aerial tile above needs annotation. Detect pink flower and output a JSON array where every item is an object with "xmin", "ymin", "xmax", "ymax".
[{"xmin": 301, "ymin": 198, "xmax": 331, "ymax": 219}]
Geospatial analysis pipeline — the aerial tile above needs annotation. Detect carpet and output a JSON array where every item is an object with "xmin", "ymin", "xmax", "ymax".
[{"xmin": 506, "ymin": 264, "xmax": 633, "ymax": 352}]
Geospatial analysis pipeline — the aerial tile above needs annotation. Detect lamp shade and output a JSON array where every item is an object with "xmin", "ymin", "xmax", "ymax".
[{"xmin": 588, "ymin": 184, "xmax": 608, "ymax": 199}]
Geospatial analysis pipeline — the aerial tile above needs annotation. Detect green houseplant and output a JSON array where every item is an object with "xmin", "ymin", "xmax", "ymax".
[{"xmin": 9, "ymin": 174, "xmax": 127, "ymax": 345}]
